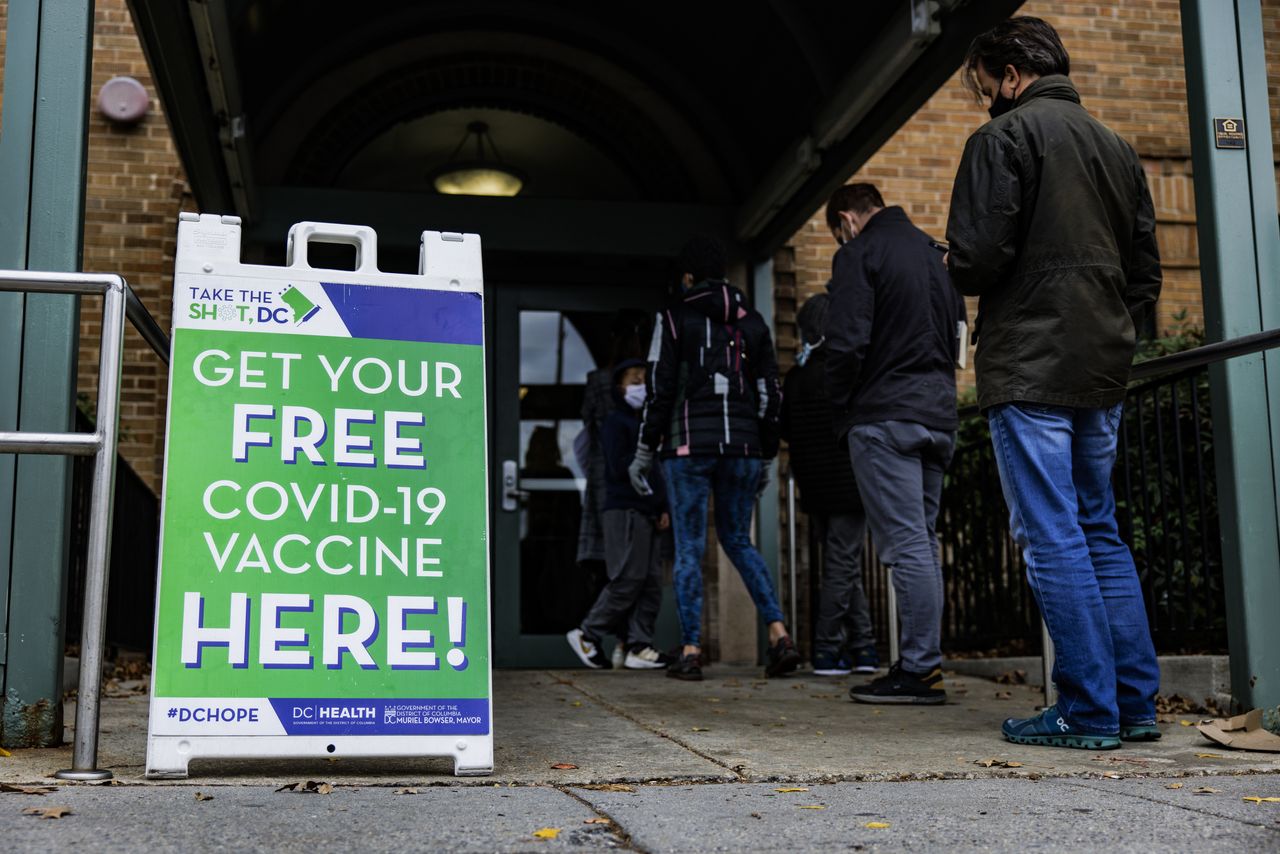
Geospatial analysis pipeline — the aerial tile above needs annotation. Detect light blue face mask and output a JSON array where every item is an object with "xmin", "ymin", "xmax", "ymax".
[
  {"xmin": 796, "ymin": 336, "xmax": 824, "ymax": 367},
  {"xmin": 623, "ymin": 382, "xmax": 647, "ymax": 410}
]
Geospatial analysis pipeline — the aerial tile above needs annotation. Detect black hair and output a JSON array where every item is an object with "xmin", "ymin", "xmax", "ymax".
[
  {"xmin": 963, "ymin": 16, "xmax": 1070, "ymax": 101},
  {"xmin": 796, "ymin": 292, "xmax": 829, "ymax": 346},
  {"xmin": 824, "ymin": 183, "xmax": 885, "ymax": 232},
  {"xmin": 677, "ymin": 234, "xmax": 727, "ymax": 283}
]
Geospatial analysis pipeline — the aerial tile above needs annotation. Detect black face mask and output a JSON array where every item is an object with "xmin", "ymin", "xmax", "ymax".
[{"xmin": 988, "ymin": 90, "xmax": 1015, "ymax": 120}]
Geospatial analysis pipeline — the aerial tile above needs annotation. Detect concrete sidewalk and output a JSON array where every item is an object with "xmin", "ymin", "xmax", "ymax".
[
  {"xmin": 1, "ymin": 668, "xmax": 1277, "ymax": 851},
  {"xmin": 2, "ymin": 667, "xmax": 1277, "ymax": 785}
]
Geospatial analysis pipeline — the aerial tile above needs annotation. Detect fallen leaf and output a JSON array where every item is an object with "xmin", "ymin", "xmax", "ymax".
[
  {"xmin": 798, "ymin": 804, "xmax": 826, "ymax": 810},
  {"xmin": 750, "ymin": 812, "xmax": 762, "ymax": 819},
  {"xmin": 0, "ymin": 747, "xmax": 11, "ymax": 757},
  {"xmin": 1103, "ymin": 772, "xmax": 1122, "ymax": 779},
  {"xmin": 23, "ymin": 806, "xmax": 71, "ymax": 819},
  {"xmin": 0, "ymin": 784, "xmax": 55, "ymax": 795},
  {"xmin": 1195, "ymin": 753, "xmax": 1224, "ymax": 759},
  {"xmin": 1242, "ymin": 796, "xmax": 1280, "ymax": 804},
  {"xmin": 691, "ymin": 727, "xmax": 710, "ymax": 733},
  {"xmin": 394, "ymin": 788, "xmax": 418, "ymax": 795},
  {"xmin": 194, "ymin": 792, "xmax": 214, "ymax": 802},
  {"xmin": 707, "ymin": 697, "xmax": 721, "ymax": 703},
  {"xmin": 865, "ymin": 821, "xmax": 891, "ymax": 829},
  {"xmin": 1193, "ymin": 787, "xmax": 1219, "ymax": 795},
  {"xmin": 532, "ymin": 828, "xmax": 561, "ymax": 839},
  {"xmin": 974, "ymin": 758, "xmax": 1023, "ymax": 769},
  {"xmin": 1166, "ymin": 783, "xmax": 1184, "ymax": 789},
  {"xmin": 583, "ymin": 818, "xmax": 611, "ymax": 825},
  {"xmin": 815, "ymin": 730, "xmax": 825, "ymax": 736},
  {"xmin": 570, "ymin": 700, "xmax": 583, "ymax": 708},
  {"xmin": 275, "ymin": 780, "xmax": 334, "ymax": 795},
  {"xmin": 774, "ymin": 787, "xmax": 808, "ymax": 793},
  {"xmin": 550, "ymin": 763, "xmax": 578, "ymax": 770},
  {"xmin": 995, "ymin": 691, "xmax": 1013, "ymax": 699},
  {"xmin": 589, "ymin": 783, "xmax": 634, "ymax": 793},
  {"xmin": 1179, "ymin": 720, "xmax": 1193, "ymax": 727}
]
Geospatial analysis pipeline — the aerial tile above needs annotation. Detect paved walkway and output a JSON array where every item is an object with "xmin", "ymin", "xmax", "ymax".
[{"xmin": 2, "ymin": 668, "xmax": 1278, "ymax": 850}]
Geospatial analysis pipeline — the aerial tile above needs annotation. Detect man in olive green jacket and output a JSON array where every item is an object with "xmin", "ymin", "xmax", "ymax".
[{"xmin": 945, "ymin": 16, "xmax": 1162, "ymax": 751}]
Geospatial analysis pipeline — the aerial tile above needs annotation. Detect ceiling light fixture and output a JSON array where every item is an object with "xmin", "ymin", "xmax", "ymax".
[{"xmin": 432, "ymin": 121, "xmax": 524, "ymax": 197}]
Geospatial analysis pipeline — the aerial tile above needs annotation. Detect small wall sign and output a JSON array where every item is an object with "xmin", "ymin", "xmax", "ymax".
[{"xmin": 1214, "ymin": 117, "xmax": 1246, "ymax": 149}]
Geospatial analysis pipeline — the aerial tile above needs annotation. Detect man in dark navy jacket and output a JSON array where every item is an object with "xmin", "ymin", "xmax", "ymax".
[{"xmin": 824, "ymin": 183, "xmax": 964, "ymax": 705}]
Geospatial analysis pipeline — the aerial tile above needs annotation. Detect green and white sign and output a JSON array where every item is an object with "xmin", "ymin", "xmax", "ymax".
[{"xmin": 146, "ymin": 217, "xmax": 493, "ymax": 777}]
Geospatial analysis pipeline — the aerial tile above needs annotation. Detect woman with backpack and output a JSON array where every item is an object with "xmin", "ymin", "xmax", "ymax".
[{"xmin": 629, "ymin": 235, "xmax": 800, "ymax": 681}]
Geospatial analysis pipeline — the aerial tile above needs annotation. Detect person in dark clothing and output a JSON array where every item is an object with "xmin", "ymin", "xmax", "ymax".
[
  {"xmin": 824, "ymin": 183, "xmax": 965, "ymax": 705},
  {"xmin": 630, "ymin": 235, "xmax": 800, "ymax": 682},
  {"xmin": 780, "ymin": 292, "xmax": 878, "ymax": 676},
  {"xmin": 946, "ymin": 17, "xmax": 1161, "ymax": 750},
  {"xmin": 568, "ymin": 360, "xmax": 673, "ymax": 670}
]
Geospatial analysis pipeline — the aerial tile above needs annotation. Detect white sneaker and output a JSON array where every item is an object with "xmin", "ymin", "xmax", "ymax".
[
  {"xmin": 566, "ymin": 628, "xmax": 606, "ymax": 669},
  {"xmin": 624, "ymin": 646, "xmax": 669, "ymax": 670},
  {"xmin": 611, "ymin": 643, "xmax": 626, "ymax": 669}
]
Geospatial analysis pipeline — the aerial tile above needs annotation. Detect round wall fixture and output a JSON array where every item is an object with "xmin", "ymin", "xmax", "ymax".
[{"xmin": 97, "ymin": 76, "xmax": 150, "ymax": 124}]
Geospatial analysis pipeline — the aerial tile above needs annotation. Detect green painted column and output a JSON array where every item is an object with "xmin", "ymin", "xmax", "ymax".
[
  {"xmin": 1180, "ymin": 0, "xmax": 1280, "ymax": 720},
  {"xmin": 0, "ymin": 0, "xmax": 95, "ymax": 747}
]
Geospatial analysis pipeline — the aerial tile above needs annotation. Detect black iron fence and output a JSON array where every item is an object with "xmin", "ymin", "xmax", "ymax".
[
  {"xmin": 65, "ymin": 410, "xmax": 160, "ymax": 653},
  {"xmin": 935, "ymin": 363, "xmax": 1224, "ymax": 654},
  {"xmin": 819, "ymin": 328, "xmax": 1280, "ymax": 657}
]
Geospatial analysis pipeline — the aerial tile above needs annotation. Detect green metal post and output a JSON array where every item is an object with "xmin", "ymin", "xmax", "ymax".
[
  {"xmin": 1181, "ymin": 0, "xmax": 1280, "ymax": 721},
  {"xmin": 0, "ymin": 0, "xmax": 95, "ymax": 747}
]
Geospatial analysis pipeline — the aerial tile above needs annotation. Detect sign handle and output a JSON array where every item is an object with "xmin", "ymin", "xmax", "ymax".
[{"xmin": 286, "ymin": 221, "xmax": 379, "ymax": 273}]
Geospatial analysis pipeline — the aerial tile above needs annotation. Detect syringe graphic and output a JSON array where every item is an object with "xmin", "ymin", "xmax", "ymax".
[{"xmin": 280, "ymin": 285, "xmax": 320, "ymax": 324}]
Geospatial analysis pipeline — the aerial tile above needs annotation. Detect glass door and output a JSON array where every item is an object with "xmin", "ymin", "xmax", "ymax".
[{"xmin": 490, "ymin": 283, "xmax": 671, "ymax": 666}]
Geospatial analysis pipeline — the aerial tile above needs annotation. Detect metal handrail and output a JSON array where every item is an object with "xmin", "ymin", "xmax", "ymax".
[
  {"xmin": 0, "ymin": 268, "xmax": 169, "ymax": 781},
  {"xmin": 957, "ymin": 327, "xmax": 1280, "ymax": 418}
]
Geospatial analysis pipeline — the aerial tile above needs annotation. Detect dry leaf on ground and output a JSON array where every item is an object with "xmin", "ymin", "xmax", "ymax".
[
  {"xmin": 865, "ymin": 822, "xmax": 891, "ymax": 829},
  {"xmin": 23, "ymin": 806, "xmax": 71, "ymax": 819},
  {"xmin": 691, "ymin": 727, "xmax": 710, "ymax": 733},
  {"xmin": 775, "ymin": 787, "xmax": 808, "ymax": 793},
  {"xmin": 1194, "ymin": 753, "xmax": 1224, "ymax": 759},
  {"xmin": 532, "ymin": 827, "xmax": 561, "ymax": 839},
  {"xmin": 570, "ymin": 700, "xmax": 583, "ymax": 707},
  {"xmin": 1242, "ymin": 796, "xmax": 1280, "ymax": 804},
  {"xmin": 394, "ymin": 788, "xmax": 419, "ymax": 795},
  {"xmin": 550, "ymin": 763, "xmax": 578, "ymax": 770},
  {"xmin": 1166, "ymin": 783, "xmax": 1184, "ymax": 789},
  {"xmin": 995, "ymin": 691, "xmax": 1013, "ymax": 699},
  {"xmin": 583, "ymin": 818, "xmax": 611, "ymax": 825},
  {"xmin": 995, "ymin": 669, "xmax": 1028, "ymax": 685},
  {"xmin": 750, "ymin": 812, "xmax": 762, "ymax": 819},
  {"xmin": 587, "ymin": 783, "xmax": 634, "ymax": 793},
  {"xmin": 1193, "ymin": 786, "xmax": 1220, "ymax": 795},
  {"xmin": 1103, "ymin": 772, "xmax": 1122, "ymax": 779},
  {"xmin": 974, "ymin": 758, "xmax": 1022, "ymax": 768},
  {"xmin": 798, "ymin": 804, "xmax": 826, "ymax": 810},
  {"xmin": 194, "ymin": 792, "xmax": 214, "ymax": 802},
  {"xmin": 0, "ymin": 784, "xmax": 55, "ymax": 795},
  {"xmin": 275, "ymin": 780, "xmax": 334, "ymax": 794},
  {"xmin": 0, "ymin": 747, "xmax": 11, "ymax": 757}
]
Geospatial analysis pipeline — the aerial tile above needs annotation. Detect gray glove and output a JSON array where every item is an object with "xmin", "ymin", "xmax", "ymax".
[
  {"xmin": 629, "ymin": 445, "xmax": 655, "ymax": 496},
  {"xmin": 755, "ymin": 463, "xmax": 771, "ymax": 500}
]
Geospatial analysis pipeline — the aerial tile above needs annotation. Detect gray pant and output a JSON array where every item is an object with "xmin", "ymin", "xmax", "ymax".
[
  {"xmin": 580, "ymin": 508, "xmax": 663, "ymax": 647},
  {"xmin": 848, "ymin": 421, "xmax": 955, "ymax": 673},
  {"xmin": 813, "ymin": 511, "xmax": 876, "ymax": 658}
]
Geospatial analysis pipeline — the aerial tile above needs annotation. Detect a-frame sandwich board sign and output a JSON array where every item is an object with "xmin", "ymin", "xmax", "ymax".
[{"xmin": 146, "ymin": 216, "xmax": 493, "ymax": 777}]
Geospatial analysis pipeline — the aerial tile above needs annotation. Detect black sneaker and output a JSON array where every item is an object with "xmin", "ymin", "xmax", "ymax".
[
  {"xmin": 764, "ymin": 636, "xmax": 802, "ymax": 678},
  {"xmin": 666, "ymin": 653, "xmax": 703, "ymax": 681},
  {"xmin": 848, "ymin": 662, "xmax": 946, "ymax": 705}
]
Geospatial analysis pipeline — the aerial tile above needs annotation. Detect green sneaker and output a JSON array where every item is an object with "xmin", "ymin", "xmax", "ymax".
[
  {"xmin": 1002, "ymin": 706, "xmax": 1121, "ymax": 750},
  {"xmin": 1120, "ymin": 723, "xmax": 1162, "ymax": 741}
]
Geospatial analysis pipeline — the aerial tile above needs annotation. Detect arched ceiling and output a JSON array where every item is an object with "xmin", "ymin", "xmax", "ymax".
[{"xmin": 128, "ymin": 0, "xmax": 1026, "ymax": 259}]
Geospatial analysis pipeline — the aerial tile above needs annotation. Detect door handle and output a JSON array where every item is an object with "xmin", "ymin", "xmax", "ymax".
[{"xmin": 501, "ymin": 459, "xmax": 529, "ymax": 512}]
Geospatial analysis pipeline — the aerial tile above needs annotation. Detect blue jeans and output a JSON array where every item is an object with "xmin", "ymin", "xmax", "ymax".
[
  {"xmin": 663, "ymin": 456, "xmax": 786, "ymax": 646},
  {"xmin": 988, "ymin": 403, "xmax": 1160, "ymax": 734}
]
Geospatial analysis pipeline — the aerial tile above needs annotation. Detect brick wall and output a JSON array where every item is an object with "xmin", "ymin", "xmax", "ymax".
[
  {"xmin": 78, "ymin": 0, "xmax": 191, "ymax": 492},
  {"xmin": 778, "ymin": 0, "xmax": 1280, "ymax": 400}
]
